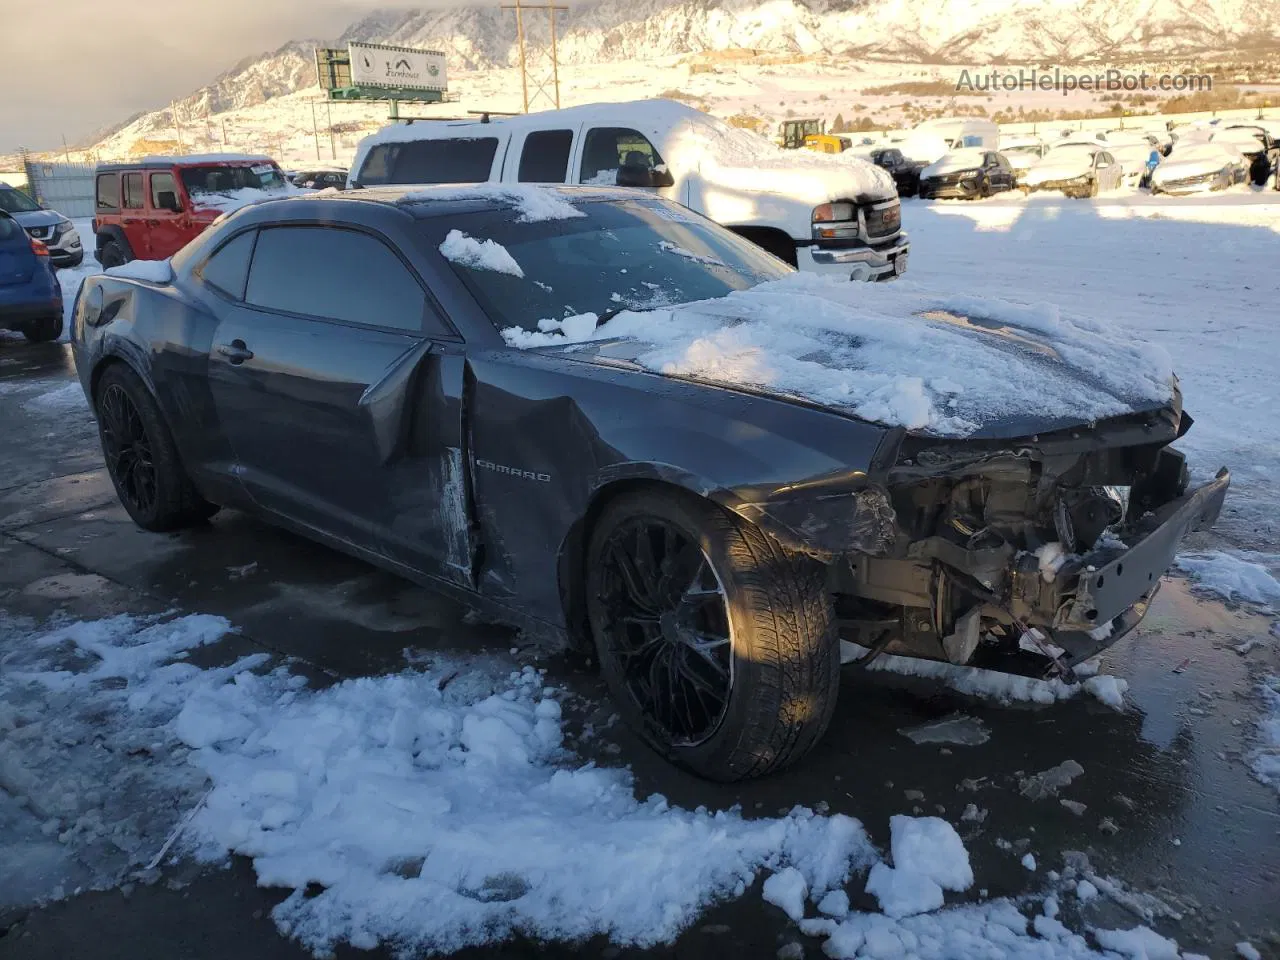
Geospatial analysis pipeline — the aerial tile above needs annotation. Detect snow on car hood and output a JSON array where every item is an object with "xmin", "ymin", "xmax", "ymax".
[
  {"xmin": 677, "ymin": 118, "xmax": 897, "ymax": 203},
  {"xmin": 508, "ymin": 272, "xmax": 1175, "ymax": 438},
  {"xmin": 1152, "ymin": 144, "xmax": 1241, "ymax": 183},
  {"xmin": 920, "ymin": 150, "xmax": 986, "ymax": 179},
  {"xmin": 1021, "ymin": 150, "xmax": 1096, "ymax": 184}
]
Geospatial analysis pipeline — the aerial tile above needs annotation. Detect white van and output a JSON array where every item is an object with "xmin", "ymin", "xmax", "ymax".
[
  {"xmin": 349, "ymin": 100, "xmax": 909, "ymax": 281},
  {"xmin": 910, "ymin": 118, "xmax": 999, "ymax": 152}
]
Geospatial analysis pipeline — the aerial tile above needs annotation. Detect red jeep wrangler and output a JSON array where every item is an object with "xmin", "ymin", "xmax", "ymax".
[{"xmin": 92, "ymin": 155, "xmax": 287, "ymax": 265}]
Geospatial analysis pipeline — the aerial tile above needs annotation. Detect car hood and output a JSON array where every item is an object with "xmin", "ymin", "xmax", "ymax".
[
  {"xmin": 1152, "ymin": 156, "xmax": 1233, "ymax": 182},
  {"xmin": 1003, "ymin": 153, "xmax": 1040, "ymax": 171},
  {"xmin": 514, "ymin": 273, "xmax": 1176, "ymax": 440},
  {"xmin": 1022, "ymin": 156, "xmax": 1093, "ymax": 183},
  {"xmin": 9, "ymin": 209, "xmax": 62, "ymax": 229}
]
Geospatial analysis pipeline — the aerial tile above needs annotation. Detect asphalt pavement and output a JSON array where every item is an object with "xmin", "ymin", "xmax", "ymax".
[{"xmin": 1, "ymin": 338, "xmax": 1277, "ymax": 959}]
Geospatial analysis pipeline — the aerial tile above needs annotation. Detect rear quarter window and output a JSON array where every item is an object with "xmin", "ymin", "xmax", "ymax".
[{"xmin": 358, "ymin": 137, "xmax": 499, "ymax": 185}]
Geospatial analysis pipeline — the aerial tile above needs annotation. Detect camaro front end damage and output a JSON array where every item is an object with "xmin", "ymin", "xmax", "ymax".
[{"xmin": 736, "ymin": 407, "xmax": 1229, "ymax": 674}]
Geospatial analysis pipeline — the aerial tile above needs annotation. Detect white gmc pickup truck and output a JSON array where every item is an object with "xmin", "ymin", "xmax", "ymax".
[{"xmin": 348, "ymin": 99, "xmax": 909, "ymax": 281}]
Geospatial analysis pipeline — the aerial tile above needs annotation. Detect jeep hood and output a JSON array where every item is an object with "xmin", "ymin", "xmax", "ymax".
[{"xmin": 510, "ymin": 274, "xmax": 1176, "ymax": 440}]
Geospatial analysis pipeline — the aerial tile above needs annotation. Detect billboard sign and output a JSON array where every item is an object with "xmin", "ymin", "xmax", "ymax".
[{"xmin": 348, "ymin": 42, "xmax": 447, "ymax": 93}]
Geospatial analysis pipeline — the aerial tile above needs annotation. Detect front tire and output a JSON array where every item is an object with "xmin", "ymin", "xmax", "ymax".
[
  {"xmin": 94, "ymin": 364, "xmax": 218, "ymax": 531},
  {"xmin": 22, "ymin": 312, "xmax": 63, "ymax": 343},
  {"xmin": 586, "ymin": 488, "xmax": 839, "ymax": 781},
  {"xmin": 98, "ymin": 240, "xmax": 127, "ymax": 268}
]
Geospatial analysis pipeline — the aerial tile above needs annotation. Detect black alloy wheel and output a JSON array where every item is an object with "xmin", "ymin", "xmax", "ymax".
[
  {"xmin": 98, "ymin": 382, "xmax": 157, "ymax": 517},
  {"xmin": 595, "ymin": 515, "xmax": 733, "ymax": 746}
]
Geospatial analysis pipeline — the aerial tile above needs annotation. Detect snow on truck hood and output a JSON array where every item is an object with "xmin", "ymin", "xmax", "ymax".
[
  {"xmin": 505, "ymin": 273, "xmax": 1175, "ymax": 439},
  {"xmin": 677, "ymin": 118, "xmax": 897, "ymax": 203}
]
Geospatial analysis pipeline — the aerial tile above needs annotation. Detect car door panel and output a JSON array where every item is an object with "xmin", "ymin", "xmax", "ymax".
[
  {"xmin": 208, "ymin": 305, "xmax": 423, "ymax": 549},
  {"xmin": 201, "ymin": 218, "xmax": 475, "ymax": 587}
]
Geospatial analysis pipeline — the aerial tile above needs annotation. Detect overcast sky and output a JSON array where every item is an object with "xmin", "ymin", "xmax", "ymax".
[{"xmin": 3, "ymin": 1, "xmax": 422, "ymax": 154}]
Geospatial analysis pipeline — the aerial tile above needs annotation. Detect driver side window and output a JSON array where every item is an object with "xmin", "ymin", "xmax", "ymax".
[{"xmin": 579, "ymin": 127, "xmax": 665, "ymax": 185}]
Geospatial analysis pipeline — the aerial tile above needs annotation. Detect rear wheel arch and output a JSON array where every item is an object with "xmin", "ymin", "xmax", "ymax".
[{"xmin": 726, "ymin": 225, "xmax": 799, "ymax": 267}]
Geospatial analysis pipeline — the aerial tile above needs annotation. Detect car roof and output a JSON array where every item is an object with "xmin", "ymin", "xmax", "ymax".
[
  {"xmin": 96, "ymin": 154, "xmax": 274, "ymax": 173},
  {"xmin": 244, "ymin": 183, "xmax": 640, "ymax": 220},
  {"xmin": 358, "ymin": 98, "xmax": 703, "ymax": 148}
]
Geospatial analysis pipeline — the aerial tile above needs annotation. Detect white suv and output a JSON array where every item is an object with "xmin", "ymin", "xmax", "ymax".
[{"xmin": 349, "ymin": 100, "xmax": 909, "ymax": 281}]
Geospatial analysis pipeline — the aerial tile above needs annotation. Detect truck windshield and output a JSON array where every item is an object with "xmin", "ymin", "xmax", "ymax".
[
  {"xmin": 432, "ymin": 197, "xmax": 792, "ymax": 335},
  {"xmin": 180, "ymin": 164, "xmax": 285, "ymax": 196}
]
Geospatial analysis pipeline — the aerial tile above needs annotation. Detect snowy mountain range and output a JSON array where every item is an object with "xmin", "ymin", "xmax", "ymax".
[{"xmin": 95, "ymin": 0, "xmax": 1280, "ymax": 146}]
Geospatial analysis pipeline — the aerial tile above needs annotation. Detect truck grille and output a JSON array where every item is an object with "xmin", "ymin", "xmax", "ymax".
[
  {"xmin": 26, "ymin": 225, "xmax": 53, "ymax": 240},
  {"xmin": 864, "ymin": 202, "xmax": 901, "ymax": 239}
]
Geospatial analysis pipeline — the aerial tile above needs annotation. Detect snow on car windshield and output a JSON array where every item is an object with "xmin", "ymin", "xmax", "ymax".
[
  {"xmin": 436, "ymin": 197, "xmax": 791, "ymax": 335},
  {"xmin": 180, "ymin": 163, "xmax": 286, "ymax": 198}
]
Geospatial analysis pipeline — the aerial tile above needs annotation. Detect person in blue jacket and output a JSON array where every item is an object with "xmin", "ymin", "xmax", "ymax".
[{"xmin": 1141, "ymin": 148, "xmax": 1161, "ymax": 189}]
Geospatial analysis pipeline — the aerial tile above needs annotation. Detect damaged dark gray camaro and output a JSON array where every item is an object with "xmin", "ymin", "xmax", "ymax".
[{"xmin": 70, "ymin": 186, "xmax": 1228, "ymax": 782}]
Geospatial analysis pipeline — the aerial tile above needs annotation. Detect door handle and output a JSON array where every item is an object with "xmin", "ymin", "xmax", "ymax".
[{"xmin": 217, "ymin": 340, "xmax": 254, "ymax": 364}]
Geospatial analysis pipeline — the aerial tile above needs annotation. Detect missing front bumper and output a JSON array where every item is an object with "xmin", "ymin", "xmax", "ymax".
[{"xmin": 1058, "ymin": 468, "xmax": 1230, "ymax": 631}]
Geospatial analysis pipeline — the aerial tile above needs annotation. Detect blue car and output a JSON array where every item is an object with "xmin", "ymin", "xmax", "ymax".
[{"xmin": 0, "ymin": 210, "xmax": 63, "ymax": 342}]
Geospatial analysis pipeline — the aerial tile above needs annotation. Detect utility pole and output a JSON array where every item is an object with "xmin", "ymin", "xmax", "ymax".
[
  {"xmin": 501, "ymin": 0, "xmax": 567, "ymax": 113},
  {"xmin": 326, "ymin": 99, "xmax": 335, "ymax": 160},
  {"xmin": 61, "ymin": 134, "xmax": 70, "ymax": 162},
  {"xmin": 171, "ymin": 101, "xmax": 185, "ymax": 151},
  {"xmin": 310, "ymin": 101, "xmax": 322, "ymax": 160},
  {"xmin": 221, "ymin": 118, "xmax": 228, "ymax": 146}
]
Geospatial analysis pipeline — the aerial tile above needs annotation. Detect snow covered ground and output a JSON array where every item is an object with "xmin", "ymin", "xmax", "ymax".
[{"xmin": 0, "ymin": 609, "xmax": 1243, "ymax": 959}]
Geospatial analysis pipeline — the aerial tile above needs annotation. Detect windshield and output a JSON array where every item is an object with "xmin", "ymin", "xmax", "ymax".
[
  {"xmin": 1051, "ymin": 145, "xmax": 1099, "ymax": 159},
  {"xmin": 435, "ymin": 198, "xmax": 792, "ymax": 335},
  {"xmin": 1003, "ymin": 144, "xmax": 1042, "ymax": 155},
  {"xmin": 0, "ymin": 187, "xmax": 41, "ymax": 214},
  {"xmin": 179, "ymin": 163, "xmax": 285, "ymax": 196}
]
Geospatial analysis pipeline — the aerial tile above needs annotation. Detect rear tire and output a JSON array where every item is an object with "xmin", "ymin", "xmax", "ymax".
[
  {"xmin": 98, "ymin": 240, "xmax": 127, "ymax": 268},
  {"xmin": 586, "ymin": 488, "xmax": 839, "ymax": 781},
  {"xmin": 22, "ymin": 312, "xmax": 63, "ymax": 343},
  {"xmin": 94, "ymin": 364, "xmax": 218, "ymax": 532}
]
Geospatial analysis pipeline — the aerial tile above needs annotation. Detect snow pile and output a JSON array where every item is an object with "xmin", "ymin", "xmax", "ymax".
[
  {"xmin": 678, "ymin": 114, "xmax": 897, "ymax": 200},
  {"xmin": 1176, "ymin": 551, "xmax": 1280, "ymax": 609},
  {"xmin": 1251, "ymin": 675, "xmax": 1280, "ymax": 795},
  {"xmin": 0, "ymin": 613, "xmax": 258, "ymax": 909},
  {"xmin": 439, "ymin": 229, "xmax": 524, "ymax": 276},
  {"xmin": 503, "ymin": 271, "xmax": 1174, "ymax": 437},
  {"xmin": 502, "ymin": 312, "xmax": 599, "ymax": 348},
  {"xmin": 842, "ymin": 642, "xmax": 1128, "ymax": 710},
  {"xmin": 175, "ymin": 660, "xmax": 875, "ymax": 955},
  {"xmin": 104, "ymin": 259, "xmax": 174, "ymax": 284},
  {"xmin": 864, "ymin": 816, "xmax": 973, "ymax": 918},
  {"xmin": 1, "ymin": 611, "xmax": 884, "ymax": 955},
  {"xmin": 402, "ymin": 184, "xmax": 585, "ymax": 222},
  {"xmin": 1094, "ymin": 925, "xmax": 1180, "ymax": 959}
]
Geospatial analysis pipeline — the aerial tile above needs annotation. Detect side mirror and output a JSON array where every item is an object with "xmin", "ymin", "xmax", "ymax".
[
  {"xmin": 616, "ymin": 165, "xmax": 675, "ymax": 189},
  {"xmin": 156, "ymin": 191, "xmax": 182, "ymax": 213}
]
